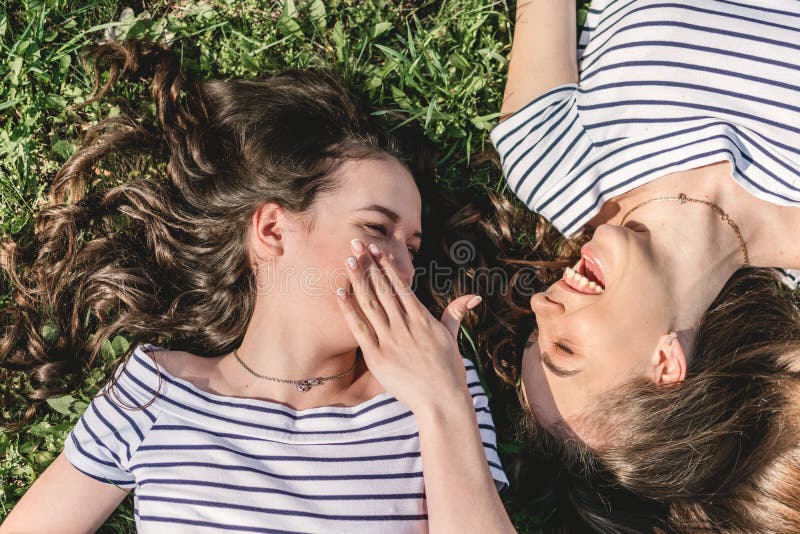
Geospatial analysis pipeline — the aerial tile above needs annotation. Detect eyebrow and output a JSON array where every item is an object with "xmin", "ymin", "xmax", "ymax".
[
  {"xmin": 541, "ymin": 352, "xmax": 582, "ymax": 377},
  {"xmin": 358, "ymin": 205, "xmax": 423, "ymax": 239}
]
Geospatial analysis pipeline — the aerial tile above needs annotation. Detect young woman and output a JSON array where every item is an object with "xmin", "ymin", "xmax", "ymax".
[
  {"xmin": 0, "ymin": 39, "xmax": 509, "ymax": 533},
  {"xmin": 485, "ymin": 0, "xmax": 800, "ymax": 531}
]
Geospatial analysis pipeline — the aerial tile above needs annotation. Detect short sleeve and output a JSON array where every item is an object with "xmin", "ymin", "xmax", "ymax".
[
  {"xmin": 776, "ymin": 268, "xmax": 800, "ymax": 290},
  {"xmin": 490, "ymin": 83, "xmax": 595, "ymax": 216},
  {"xmin": 463, "ymin": 358, "xmax": 510, "ymax": 493},
  {"xmin": 63, "ymin": 349, "xmax": 161, "ymax": 489}
]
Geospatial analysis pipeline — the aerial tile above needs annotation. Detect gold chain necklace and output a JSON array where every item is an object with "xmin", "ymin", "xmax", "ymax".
[
  {"xmin": 233, "ymin": 349, "xmax": 360, "ymax": 392},
  {"xmin": 619, "ymin": 193, "xmax": 750, "ymax": 267}
]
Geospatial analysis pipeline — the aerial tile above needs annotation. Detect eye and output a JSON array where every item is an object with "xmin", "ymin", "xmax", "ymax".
[
  {"xmin": 554, "ymin": 341, "xmax": 575, "ymax": 355},
  {"xmin": 364, "ymin": 223, "xmax": 388, "ymax": 236},
  {"xmin": 363, "ymin": 222, "xmax": 419, "ymax": 260}
]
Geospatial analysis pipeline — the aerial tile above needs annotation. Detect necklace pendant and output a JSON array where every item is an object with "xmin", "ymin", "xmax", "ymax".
[{"xmin": 296, "ymin": 378, "xmax": 323, "ymax": 392}]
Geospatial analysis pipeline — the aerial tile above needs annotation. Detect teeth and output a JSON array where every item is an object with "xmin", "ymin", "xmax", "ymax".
[{"xmin": 563, "ymin": 262, "xmax": 605, "ymax": 294}]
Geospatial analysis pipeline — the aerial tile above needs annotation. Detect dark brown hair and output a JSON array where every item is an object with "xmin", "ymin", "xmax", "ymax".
[
  {"xmin": 587, "ymin": 267, "xmax": 800, "ymax": 532},
  {"xmin": 432, "ymin": 185, "xmax": 585, "ymax": 385},
  {"xmin": 0, "ymin": 39, "xmax": 435, "ymax": 429}
]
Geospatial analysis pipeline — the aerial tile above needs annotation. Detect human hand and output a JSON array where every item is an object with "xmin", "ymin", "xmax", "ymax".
[{"xmin": 335, "ymin": 239, "xmax": 482, "ymax": 413}]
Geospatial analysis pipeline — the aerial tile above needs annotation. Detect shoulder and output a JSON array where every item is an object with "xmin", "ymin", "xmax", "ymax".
[
  {"xmin": 135, "ymin": 344, "xmax": 217, "ymax": 384},
  {"xmin": 143, "ymin": 346, "xmax": 195, "ymax": 379},
  {"xmin": 458, "ymin": 357, "xmax": 509, "ymax": 490},
  {"xmin": 95, "ymin": 344, "xmax": 166, "ymax": 411},
  {"xmin": 62, "ymin": 346, "xmax": 170, "ymax": 488},
  {"xmin": 128, "ymin": 343, "xmax": 235, "ymax": 401},
  {"xmin": 776, "ymin": 268, "xmax": 800, "ymax": 290}
]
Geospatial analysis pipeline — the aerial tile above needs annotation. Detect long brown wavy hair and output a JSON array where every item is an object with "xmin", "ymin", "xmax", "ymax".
[
  {"xmin": 460, "ymin": 189, "xmax": 800, "ymax": 531},
  {"xmin": 0, "ymin": 38, "xmax": 441, "ymax": 430}
]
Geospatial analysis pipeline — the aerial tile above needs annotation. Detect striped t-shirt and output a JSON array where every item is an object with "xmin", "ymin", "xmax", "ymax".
[
  {"xmin": 491, "ymin": 0, "xmax": 800, "ymax": 279},
  {"xmin": 64, "ymin": 343, "xmax": 508, "ymax": 533}
]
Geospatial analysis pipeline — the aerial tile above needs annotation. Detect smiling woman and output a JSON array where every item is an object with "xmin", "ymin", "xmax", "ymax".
[
  {"xmin": 480, "ymin": 0, "xmax": 800, "ymax": 531},
  {"xmin": 0, "ymin": 38, "xmax": 508, "ymax": 533}
]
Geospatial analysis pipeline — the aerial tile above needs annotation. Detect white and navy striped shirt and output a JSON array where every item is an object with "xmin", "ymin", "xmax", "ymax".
[
  {"xmin": 64, "ymin": 343, "xmax": 508, "ymax": 533},
  {"xmin": 491, "ymin": 0, "xmax": 800, "ymax": 284}
]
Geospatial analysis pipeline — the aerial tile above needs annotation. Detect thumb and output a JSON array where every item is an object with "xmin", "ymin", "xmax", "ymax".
[{"xmin": 440, "ymin": 294, "xmax": 482, "ymax": 339}]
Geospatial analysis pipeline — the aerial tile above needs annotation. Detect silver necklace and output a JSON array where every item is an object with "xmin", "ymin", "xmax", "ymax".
[{"xmin": 232, "ymin": 349, "xmax": 359, "ymax": 392}]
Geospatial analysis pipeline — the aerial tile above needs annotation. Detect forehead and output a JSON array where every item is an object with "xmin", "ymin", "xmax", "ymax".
[
  {"xmin": 542, "ymin": 295, "xmax": 659, "ymax": 361},
  {"xmin": 521, "ymin": 341, "xmax": 591, "ymax": 429},
  {"xmin": 522, "ymin": 322, "xmax": 656, "ymax": 445},
  {"xmin": 323, "ymin": 157, "xmax": 421, "ymax": 219}
]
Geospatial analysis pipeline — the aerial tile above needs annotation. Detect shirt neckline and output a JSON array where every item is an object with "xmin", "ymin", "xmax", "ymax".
[{"xmin": 133, "ymin": 343, "xmax": 398, "ymax": 418}]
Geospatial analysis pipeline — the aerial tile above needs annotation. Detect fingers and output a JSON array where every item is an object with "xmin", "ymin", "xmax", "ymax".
[
  {"xmin": 368, "ymin": 244, "xmax": 426, "ymax": 317},
  {"xmin": 357, "ymin": 240, "xmax": 409, "ymax": 326},
  {"xmin": 440, "ymin": 294, "xmax": 483, "ymax": 340},
  {"xmin": 335, "ymin": 283, "xmax": 379, "ymax": 353},
  {"xmin": 363, "ymin": 243, "xmax": 483, "ymax": 336},
  {"xmin": 345, "ymin": 239, "xmax": 406, "ymax": 331}
]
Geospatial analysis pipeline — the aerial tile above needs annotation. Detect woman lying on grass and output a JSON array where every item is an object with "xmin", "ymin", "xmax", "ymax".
[
  {"xmin": 0, "ymin": 39, "xmax": 509, "ymax": 533},
  {"xmin": 482, "ymin": 0, "xmax": 800, "ymax": 531}
]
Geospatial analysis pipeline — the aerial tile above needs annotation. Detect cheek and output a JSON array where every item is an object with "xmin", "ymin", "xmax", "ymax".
[
  {"xmin": 572, "ymin": 294, "xmax": 664, "ymax": 373},
  {"xmin": 593, "ymin": 294, "xmax": 668, "ymax": 374},
  {"xmin": 295, "ymin": 228, "xmax": 352, "ymax": 273},
  {"xmin": 280, "ymin": 240, "xmax": 349, "ymax": 301}
]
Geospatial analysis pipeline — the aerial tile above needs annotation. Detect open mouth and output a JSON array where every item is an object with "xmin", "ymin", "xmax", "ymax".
[{"xmin": 562, "ymin": 253, "xmax": 606, "ymax": 295}]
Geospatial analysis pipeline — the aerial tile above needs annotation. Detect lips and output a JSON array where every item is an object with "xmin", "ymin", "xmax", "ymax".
[
  {"xmin": 581, "ymin": 245, "xmax": 606, "ymax": 289},
  {"xmin": 561, "ymin": 250, "xmax": 607, "ymax": 295}
]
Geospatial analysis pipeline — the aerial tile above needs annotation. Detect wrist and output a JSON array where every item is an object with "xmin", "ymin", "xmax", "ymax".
[{"xmin": 411, "ymin": 386, "xmax": 474, "ymax": 427}]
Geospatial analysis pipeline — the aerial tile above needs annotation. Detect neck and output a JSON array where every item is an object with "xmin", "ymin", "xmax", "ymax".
[
  {"xmin": 595, "ymin": 164, "xmax": 749, "ymax": 334},
  {"xmin": 626, "ymin": 198, "xmax": 743, "ymax": 333},
  {"xmin": 217, "ymin": 293, "xmax": 371, "ymax": 409},
  {"xmin": 590, "ymin": 160, "xmax": 800, "ymax": 269}
]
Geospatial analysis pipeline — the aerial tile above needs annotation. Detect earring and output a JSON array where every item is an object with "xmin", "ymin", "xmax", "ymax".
[{"xmin": 665, "ymin": 331, "xmax": 678, "ymax": 346}]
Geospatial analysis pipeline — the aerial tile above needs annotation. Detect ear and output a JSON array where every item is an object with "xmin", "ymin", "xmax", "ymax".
[
  {"xmin": 250, "ymin": 202, "xmax": 286, "ymax": 261},
  {"xmin": 650, "ymin": 332, "xmax": 687, "ymax": 385}
]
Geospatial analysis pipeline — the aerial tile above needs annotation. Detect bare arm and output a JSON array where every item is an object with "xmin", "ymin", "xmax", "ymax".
[
  {"xmin": 501, "ymin": 0, "xmax": 579, "ymax": 119},
  {"xmin": 416, "ymin": 391, "xmax": 515, "ymax": 533},
  {"xmin": 335, "ymin": 242, "xmax": 515, "ymax": 533},
  {"xmin": 0, "ymin": 451, "xmax": 129, "ymax": 534}
]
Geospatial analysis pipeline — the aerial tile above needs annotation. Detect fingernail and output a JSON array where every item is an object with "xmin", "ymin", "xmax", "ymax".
[
  {"xmin": 466, "ymin": 295, "xmax": 483, "ymax": 309},
  {"xmin": 351, "ymin": 239, "xmax": 365, "ymax": 253},
  {"xmin": 336, "ymin": 287, "xmax": 346, "ymax": 300},
  {"xmin": 347, "ymin": 256, "xmax": 358, "ymax": 269},
  {"xmin": 368, "ymin": 244, "xmax": 381, "ymax": 257}
]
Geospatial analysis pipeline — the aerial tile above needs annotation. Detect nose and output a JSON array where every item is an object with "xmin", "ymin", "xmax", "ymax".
[
  {"xmin": 530, "ymin": 290, "xmax": 565, "ymax": 316},
  {"xmin": 386, "ymin": 249, "xmax": 415, "ymax": 287},
  {"xmin": 399, "ymin": 268, "xmax": 414, "ymax": 288}
]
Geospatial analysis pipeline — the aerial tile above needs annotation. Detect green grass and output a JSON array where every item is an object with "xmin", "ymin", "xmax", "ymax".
[{"xmin": 0, "ymin": 0, "xmax": 590, "ymax": 530}]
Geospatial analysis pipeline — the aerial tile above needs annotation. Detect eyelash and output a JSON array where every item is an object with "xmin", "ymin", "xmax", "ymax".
[
  {"xmin": 363, "ymin": 224, "xmax": 419, "ymax": 258},
  {"xmin": 554, "ymin": 342, "xmax": 574, "ymax": 355},
  {"xmin": 365, "ymin": 223, "xmax": 388, "ymax": 236}
]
